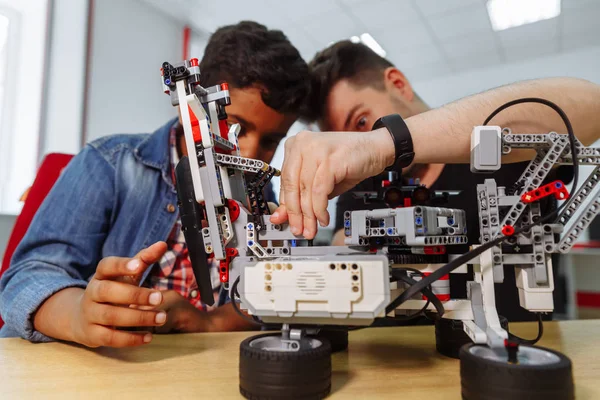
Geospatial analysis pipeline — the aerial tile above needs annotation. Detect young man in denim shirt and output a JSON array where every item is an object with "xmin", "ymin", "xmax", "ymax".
[{"xmin": 0, "ymin": 21, "xmax": 310, "ymax": 348}]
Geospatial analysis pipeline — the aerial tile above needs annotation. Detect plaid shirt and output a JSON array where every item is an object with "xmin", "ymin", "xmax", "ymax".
[{"xmin": 148, "ymin": 125, "xmax": 220, "ymax": 311}]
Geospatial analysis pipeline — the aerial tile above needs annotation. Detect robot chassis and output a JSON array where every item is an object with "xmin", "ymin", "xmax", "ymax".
[{"xmin": 161, "ymin": 58, "xmax": 597, "ymax": 400}]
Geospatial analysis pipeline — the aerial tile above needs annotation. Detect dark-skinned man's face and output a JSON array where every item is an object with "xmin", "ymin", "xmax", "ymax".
[
  {"xmin": 179, "ymin": 87, "xmax": 296, "ymax": 163},
  {"xmin": 226, "ymin": 87, "xmax": 296, "ymax": 163}
]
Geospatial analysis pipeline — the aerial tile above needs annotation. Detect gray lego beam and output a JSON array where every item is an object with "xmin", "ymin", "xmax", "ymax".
[
  {"xmin": 476, "ymin": 180, "xmax": 504, "ymax": 283},
  {"xmin": 558, "ymin": 166, "xmax": 600, "ymax": 226},
  {"xmin": 558, "ymin": 197, "xmax": 600, "ymax": 253}
]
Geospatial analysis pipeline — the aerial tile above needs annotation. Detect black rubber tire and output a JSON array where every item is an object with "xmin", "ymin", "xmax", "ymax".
[
  {"xmin": 239, "ymin": 333, "xmax": 332, "ymax": 400},
  {"xmin": 315, "ymin": 328, "xmax": 349, "ymax": 353},
  {"xmin": 460, "ymin": 343, "xmax": 574, "ymax": 400},
  {"xmin": 435, "ymin": 316, "xmax": 508, "ymax": 359}
]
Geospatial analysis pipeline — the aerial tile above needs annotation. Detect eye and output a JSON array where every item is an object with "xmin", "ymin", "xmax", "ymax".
[
  {"xmin": 237, "ymin": 126, "xmax": 247, "ymax": 137},
  {"xmin": 356, "ymin": 116, "xmax": 368, "ymax": 131}
]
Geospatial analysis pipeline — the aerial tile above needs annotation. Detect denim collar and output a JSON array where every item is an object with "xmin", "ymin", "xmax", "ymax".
[{"xmin": 133, "ymin": 117, "xmax": 179, "ymax": 192}]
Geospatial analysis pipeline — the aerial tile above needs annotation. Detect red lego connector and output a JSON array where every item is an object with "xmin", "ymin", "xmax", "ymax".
[
  {"xmin": 219, "ymin": 248, "xmax": 239, "ymax": 283},
  {"xmin": 424, "ymin": 245, "xmax": 446, "ymax": 255},
  {"xmin": 521, "ymin": 180, "xmax": 569, "ymax": 203},
  {"xmin": 227, "ymin": 199, "xmax": 240, "ymax": 222},
  {"xmin": 502, "ymin": 225, "xmax": 515, "ymax": 236}
]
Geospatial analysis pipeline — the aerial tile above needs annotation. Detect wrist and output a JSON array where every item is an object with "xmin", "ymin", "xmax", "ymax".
[
  {"xmin": 372, "ymin": 128, "xmax": 396, "ymax": 171},
  {"xmin": 68, "ymin": 290, "xmax": 87, "ymax": 343},
  {"xmin": 404, "ymin": 117, "xmax": 421, "ymax": 164},
  {"xmin": 181, "ymin": 307, "xmax": 210, "ymax": 332}
]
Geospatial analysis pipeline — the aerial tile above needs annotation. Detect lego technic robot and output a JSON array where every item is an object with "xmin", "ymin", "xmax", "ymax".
[{"xmin": 160, "ymin": 58, "xmax": 599, "ymax": 400}]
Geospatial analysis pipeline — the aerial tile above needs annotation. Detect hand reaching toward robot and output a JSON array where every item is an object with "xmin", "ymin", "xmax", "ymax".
[
  {"xmin": 71, "ymin": 241, "xmax": 170, "ymax": 347},
  {"xmin": 270, "ymin": 129, "xmax": 395, "ymax": 239}
]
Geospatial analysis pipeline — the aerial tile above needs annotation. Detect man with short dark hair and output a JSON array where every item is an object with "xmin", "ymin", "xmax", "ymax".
[
  {"xmin": 272, "ymin": 40, "xmax": 600, "ymax": 321},
  {"xmin": 0, "ymin": 21, "xmax": 310, "ymax": 347}
]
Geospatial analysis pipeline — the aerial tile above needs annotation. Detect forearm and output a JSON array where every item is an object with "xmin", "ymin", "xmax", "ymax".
[
  {"xmin": 32, "ymin": 287, "xmax": 83, "ymax": 342},
  {"xmin": 407, "ymin": 77, "xmax": 600, "ymax": 165}
]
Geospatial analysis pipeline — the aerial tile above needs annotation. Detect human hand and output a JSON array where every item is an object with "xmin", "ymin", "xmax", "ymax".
[
  {"xmin": 151, "ymin": 290, "xmax": 209, "ymax": 334},
  {"xmin": 270, "ymin": 128, "xmax": 395, "ymax": 239},
  {"xmin": 70, "ymin": 241, "xmax": 168, "ymax": 348}
]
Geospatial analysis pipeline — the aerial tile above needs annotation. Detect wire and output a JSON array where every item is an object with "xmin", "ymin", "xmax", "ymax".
[
  {"xmin": 483, "ymin": 97, "xmax": 579, "ymax": 209},
  {"xmin": 507, "ymin": 313, "xmax": 544, "ymax": 345},
  {"xmin": 230, "ymin": 276, "xmax": 266, "ymax": 327},
  {"xmin": 386, "ymin": 98, "xmax": 580, "ymax": 315},
  {"xmin": 388, "ymin": 269, "xmax": 442, "ymax": 317},
  {"xmin": 390, "ymin": 268, "xmax": 432, "ymax": 321}
]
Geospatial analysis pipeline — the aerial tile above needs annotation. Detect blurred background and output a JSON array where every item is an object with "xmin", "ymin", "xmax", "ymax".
[{"xmin": 0, "ymin": 0, "xmax": 598, "ymax": 318}]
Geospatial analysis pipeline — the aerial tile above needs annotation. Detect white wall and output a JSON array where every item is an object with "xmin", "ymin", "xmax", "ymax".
[
  {"xmin": 0, "ymin": 0, "xmax": 48, "ymax": 215},
  {"xmin": 85, "ymin": 0, "xmax": 183, "ymax": 142},
  {"xmin": 40, "ymin": 0, "xmax": 89, "ymax": 156},
  {"xmin": 412, "ymin": 45, "xmax": 600, "ymax": 107}
]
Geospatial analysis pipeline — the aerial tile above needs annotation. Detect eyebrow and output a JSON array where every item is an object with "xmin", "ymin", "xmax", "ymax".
[
  {"xmin": 229, "ymin": 113, "xmax": 287, "ymax": 141},
  {"xmin": 228, "ymin": 113, "xmax": 256, "ymax": 131},
  {"xmin": 344, "ymin": 103, "xmax": 363, "ymax": 131}
]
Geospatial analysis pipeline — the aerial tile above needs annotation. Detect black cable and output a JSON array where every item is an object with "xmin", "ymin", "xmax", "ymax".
[
  {"xmin": 387, "ymin": 98, "xmax": 580, "ymax": 314},
  {"xmin": 230, "ymin": 276, "xmax": 266, "ymax": 327},
  {"xmin": 508, "ymin": 313, "xmax": 544, "ymax": 345},
  {"xmin": 388, "ymin": 269, "xmax": 443, "ymax": 317},
  {"xmin": 483, "ymin": 97, "xmax": 579, "ymax": 210},
  {"xmin": 389, "ymin": 268, "xmax": 431, "ymax": 321}
]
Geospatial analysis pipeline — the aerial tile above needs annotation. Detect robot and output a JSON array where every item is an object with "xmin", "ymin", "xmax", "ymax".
[{"xmin": 160, "ymin": 58, "xmax": 599, "ymax": 400}]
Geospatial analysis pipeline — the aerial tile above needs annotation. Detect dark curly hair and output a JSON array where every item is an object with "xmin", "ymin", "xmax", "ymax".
[
  {"xmin": 199, "ymin": 21, "xmax": 310, "ymax": 115},
  {"xmin": 306, "ymin": 40, "xmax": 394, "ymax": 122}
]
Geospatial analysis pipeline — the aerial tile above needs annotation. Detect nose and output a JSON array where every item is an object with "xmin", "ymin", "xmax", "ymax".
[{"xmin": 239, "ymin": 133, "xmax": 260, "ymax": 160}]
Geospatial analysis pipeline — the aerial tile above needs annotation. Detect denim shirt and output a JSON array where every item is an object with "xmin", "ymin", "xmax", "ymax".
[{"xmin": 0, "ymin": 118, "xmax": 275, "ymax": 341}]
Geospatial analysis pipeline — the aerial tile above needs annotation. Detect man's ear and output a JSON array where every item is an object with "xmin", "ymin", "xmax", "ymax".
[{"xmin": 383, "ymin": 67, "xmax": 414, "ymax": 102}]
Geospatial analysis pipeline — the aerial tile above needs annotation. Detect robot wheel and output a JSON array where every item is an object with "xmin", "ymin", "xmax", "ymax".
[{"xmin": 239, "ymin": 332, "xmax": 332, "ymax": 400}]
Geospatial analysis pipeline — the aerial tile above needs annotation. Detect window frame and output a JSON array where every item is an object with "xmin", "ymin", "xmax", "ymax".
[{"xmin": 0, "ymin": 5, "xmax": 21, "ymax": 214}]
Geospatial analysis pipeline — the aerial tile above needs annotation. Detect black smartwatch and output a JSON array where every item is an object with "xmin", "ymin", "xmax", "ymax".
[{"xmin": 372, "ymin": 114, "xmax": 415, "ymax": 171}]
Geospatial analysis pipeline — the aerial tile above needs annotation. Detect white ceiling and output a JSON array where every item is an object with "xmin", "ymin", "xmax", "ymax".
[{"xmin": 141, "ymin": 0, "xmax": 600, "ymax": 82}]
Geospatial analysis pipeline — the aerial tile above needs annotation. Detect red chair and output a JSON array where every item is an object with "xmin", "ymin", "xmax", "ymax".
[{"xmin": 0, "ymin": 153, "xmax": 73, "ymax": 328}]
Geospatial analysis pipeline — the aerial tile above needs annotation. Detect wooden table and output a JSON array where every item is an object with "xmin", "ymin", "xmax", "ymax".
[{"xmin": 1, "ymin": 320, "xmax": 599, "ymax": 399}]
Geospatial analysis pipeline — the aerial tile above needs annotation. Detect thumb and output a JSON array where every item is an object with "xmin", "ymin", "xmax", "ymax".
[
  {"xmin": 126, "ymin": 241, "xmax": 168, "ymax": 284},
  {"xmin": 270, "ymin": 187, "xmax": 289, "ymax": 224},
  {"xmin": 135, "ymin": 241, "xmax": 168, "ymax": 266}
]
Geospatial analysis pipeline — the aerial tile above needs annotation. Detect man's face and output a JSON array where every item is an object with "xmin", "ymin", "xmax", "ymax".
[
  {"xmin": 323, "ymin": 79, "xmax": 415, "ymax": 132},
  {"xmin": 226, "ymin": 87, "xmax": 296, "ymax": 163}
]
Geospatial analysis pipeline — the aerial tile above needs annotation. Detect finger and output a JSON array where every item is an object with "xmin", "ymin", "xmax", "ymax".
[
  {"xmin": 88, "ymin": 325, "xmax": 152, "ymax": 348},
  {"xmin": 95, "ymin": 242, "xmax": 167, "ymax": 281},
  {"xmin": 299, "ymin": 161, "xmax": 319, "ymax": 239},
  {"xmin": 89, "ymin": 280, "xmax": 163, "ymax": 306},
  {"xmin": 281, "ymin": 138, "xmax": 303, "ymax": 235},
  {"xmin": 270, "ymin": 204, "xmax": 288, "ymax": 224},
  {"xmin": 270, "ymin": 186, "xmax": 289, "ymax": 224},
  {"xmin": 312, "ymin": 163, "xmax": 335, "ymax": 228},
  {"xmin": 129, "ymin": 305, "xmax": 155, "ymax": 311},
  {"xmin": 90, "ymin": 303, "xmax": 167, "ymax": 327},
  {"xmin": 136, "ymin": 241, "xmax": 168, "ymax": 267}
]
